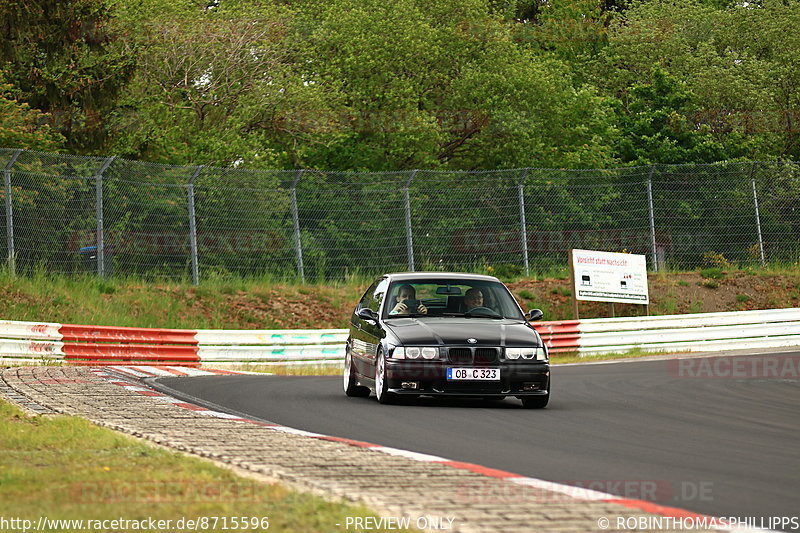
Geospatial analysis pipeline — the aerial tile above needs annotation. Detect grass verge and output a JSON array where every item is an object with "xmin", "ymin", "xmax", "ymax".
[
  {"xmin": 548, "ymin": 347, "xmax": 672, "ymax": 365},
  {"xmin": 0, "ymin": 399, "xmax": 412, "ymax": 533}
]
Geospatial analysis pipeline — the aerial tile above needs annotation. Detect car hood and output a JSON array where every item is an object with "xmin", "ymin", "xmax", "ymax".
[{"xmin": 384, "ymin": 317, "xmax": 541, "ymax": 347}]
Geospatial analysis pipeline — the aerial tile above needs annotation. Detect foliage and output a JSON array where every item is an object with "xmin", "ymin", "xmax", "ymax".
[
  {"xmin": 4, "ymin": 0, "xmax": 800, "ymax": 168},
  {"xmin": 96, "ymin": 0, "xmax": 622, "ymax": 170},
  {"xmin": 110, "ymin": 1, "xmax": 320, "ymax": 167},
  {"xmin": 0, "ymin": 73, "xmax": 64, "ymax": 151},
  {"xmin": 598, "ymin": 0, "xmax": 800, "ymax": 162},
  {"xmin": 0, "ymin": 0, "xmax": 134, "ymax": 152},
  {"xmin": 701, "ymin": 251, "xmax": 730, "ymax": 268},
  {"xmin": 613, "ymin": 68, "xmax": 735, "ymax": 165},
  {"xmin": 284, "ymin": 0, "xmax": 619, "ymax": 170},
  {"xmin": 699, "ymin": 267, "xmax": 726, "ymax": 279}
]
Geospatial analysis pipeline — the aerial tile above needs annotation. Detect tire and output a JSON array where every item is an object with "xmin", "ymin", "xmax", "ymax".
[
  {"xmin": 520, "ymin": 394, "xmax": 549, "ymax": 409},
  {"xmin": 343, "ymin": 348, "xmax": 370, "ymax": 397},
  {"xmin": 374, "ymin": 349, "xmax": 396, "ymax": 405}
]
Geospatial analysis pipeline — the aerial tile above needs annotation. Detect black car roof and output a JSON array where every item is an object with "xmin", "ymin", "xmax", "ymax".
[{"xmin": 385, "ymin": 272, "xmax": 502, "ymax": 283}]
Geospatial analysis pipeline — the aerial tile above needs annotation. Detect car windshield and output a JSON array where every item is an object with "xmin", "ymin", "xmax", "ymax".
[{"xmin": 383, "ymin": 279, "xmax": 525, "ymax": 320}]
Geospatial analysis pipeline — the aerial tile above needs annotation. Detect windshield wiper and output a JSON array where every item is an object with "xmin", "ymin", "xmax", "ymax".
[{"xmin": 386, "ymin": 313, "xmax": 426, "ymax": 318}]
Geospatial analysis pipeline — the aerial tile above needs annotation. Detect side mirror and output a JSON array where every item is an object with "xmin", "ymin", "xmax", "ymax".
[
  {"xmin": 527, "ymin": 309, "xmax": 544, "ymax": 321},
  {"xmin": 357, "ymin": 308, "xmax": 378, "ymax": 322}
]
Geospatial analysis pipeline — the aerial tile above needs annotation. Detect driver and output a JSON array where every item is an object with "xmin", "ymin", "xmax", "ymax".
[
  {"xmin": 389, "ymin": 284, "xmax": 428, "ymax": 315},
  {"xmin": 464, "ymin": 288, "xmax": 485, "ymax": 310}
]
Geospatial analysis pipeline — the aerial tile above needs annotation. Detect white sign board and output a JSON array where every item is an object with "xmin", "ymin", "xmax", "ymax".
[{"xmin": 572, "ymin": 249, "xmax": 649, "ymax": 305}]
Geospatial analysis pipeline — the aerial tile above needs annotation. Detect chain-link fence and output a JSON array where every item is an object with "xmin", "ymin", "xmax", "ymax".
[{"xmin": 1, "ymin": 148, "xmax": 798, "ymax": 282}]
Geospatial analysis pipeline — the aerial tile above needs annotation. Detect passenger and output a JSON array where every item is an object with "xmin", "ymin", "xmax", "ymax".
[{"xmin": 389, "ymin": 284, "xmax": 428, "ymax": 315}]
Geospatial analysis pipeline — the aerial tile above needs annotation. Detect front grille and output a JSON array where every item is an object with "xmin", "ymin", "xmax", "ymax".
[
  {"xmin": 447, "ymin": 347, "xmax": 499, "ymax": 365},
  {"xmin": 449, "ymin": 348, "xmax": 472, "ymax": 364},
  {"xmin": 475, "ymin": 348, "xmax": 498, "ymax": 364}
]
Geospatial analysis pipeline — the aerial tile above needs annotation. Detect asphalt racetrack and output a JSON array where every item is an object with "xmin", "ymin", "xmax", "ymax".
[{"xmin": 151, "ymin": 352, "xmax": 800, "ymax": 523}]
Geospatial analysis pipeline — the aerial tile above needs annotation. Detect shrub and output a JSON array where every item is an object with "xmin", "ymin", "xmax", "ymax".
[
  {"xmin": 701, "ymin": 251, "xmax": 729, "ymax": 268},
  {"xmin": 699, "ymin": 267, "xmax": 725, "ymax": 280}
]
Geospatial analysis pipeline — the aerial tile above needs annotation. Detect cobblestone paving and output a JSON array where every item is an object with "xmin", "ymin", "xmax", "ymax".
[{"xmin": 1, "ymin": 366, "xmax": 708, "ymax": 533}]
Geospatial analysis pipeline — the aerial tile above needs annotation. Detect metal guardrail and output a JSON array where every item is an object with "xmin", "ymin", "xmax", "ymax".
[
  {"xmin": 2, "ymin": 308, "xmax": 800, "ymax": 365},
  {"xmin": 540, "ymin": 308, "xmax": 800, "ymax": 355},
  {"xmin": 196, "ymin": 329, "xmax": 347, "ymax": 363}
]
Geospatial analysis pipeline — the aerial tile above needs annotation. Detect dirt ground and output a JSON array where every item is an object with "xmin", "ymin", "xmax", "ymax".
[{"xmin": 507, "ymin": 271, "xmax": 800, "ymax": 321}]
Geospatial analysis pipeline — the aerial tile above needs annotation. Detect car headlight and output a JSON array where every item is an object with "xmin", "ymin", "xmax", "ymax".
[
  {"xmin": 392, "ymin": 347, "xmax": 439, "ymax": 360},
  {"xmin": 422, "ymin": 347, "xmax": 439, "ymax": 359},
  {"xmin": 506, "ymin": 347, "xmax": 541, "ymax": 360}
]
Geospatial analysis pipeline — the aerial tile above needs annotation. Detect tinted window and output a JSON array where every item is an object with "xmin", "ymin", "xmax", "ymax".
[
  {"xmin": 357, "ymin": 277, "xmax": 388, "ymax": 312},
  {"xmin": 356, "ymin": 281, "xmax": 379, "ymax": 312},
  {"xmin": 369, "ymin": 278, "xmax": 389, "ymax": 312}
]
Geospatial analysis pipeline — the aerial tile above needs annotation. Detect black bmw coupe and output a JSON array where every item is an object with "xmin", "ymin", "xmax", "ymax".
[{"xmin": 343, "ymin": 272, "xmax": 550, "ymax": 408}]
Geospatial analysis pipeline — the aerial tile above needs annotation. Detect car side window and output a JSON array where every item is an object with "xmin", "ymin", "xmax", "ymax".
[
  {"xmin": 356, "ymin": 281, "xmax": 379, "ymax": 312},
  {"xmin": 369, "ymin": 278, "xmax": 389, "ymax": 313},
  {"xmin": 356, "ymin": 277, "xmax": 387, "ymax": 313}
]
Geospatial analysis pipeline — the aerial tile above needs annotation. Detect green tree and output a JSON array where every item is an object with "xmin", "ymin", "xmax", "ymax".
[
  {"xmin": 0, "ymin": 0, "xmax": 134, "ymax": 152},
  {"xmin": 516, "ymin": 0, "xmax": 610, "ymax": 62},
  {"xmin": 293, "ymin": 0, "xmax": 618, "ymax": 170},
  {"xmin": 0, "ymin": 73, "xmax": 64, "ymax": 150},
  {"xmin": 110, "ymin": 0, "xmax": 335, "ymax": 168},
  {"xmin": 615, "ymin": 68, "xmax": 733, "ymax": 164},
  {"xmin": 598, "ymin": 0, "xmax": 800, "ymax": 161}
]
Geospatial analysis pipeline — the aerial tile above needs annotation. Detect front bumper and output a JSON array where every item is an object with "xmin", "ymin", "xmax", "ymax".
[{"xmin": 383, "ymin": 359, "xmax": 549, "ymax": 396}]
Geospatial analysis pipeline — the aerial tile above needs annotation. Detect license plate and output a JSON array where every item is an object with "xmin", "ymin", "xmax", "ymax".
[{"xmin": 447, "ymin": 368, "xmax": 499, "ymax": 381}]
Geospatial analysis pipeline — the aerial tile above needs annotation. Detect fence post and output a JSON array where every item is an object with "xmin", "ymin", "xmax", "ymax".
[
  {"xmin": 405, "ymin": 170, "xmax": 417, "ymax": 272},
  {"xmin": 518, "ymin": 169, "xmax": 530, "ymax": 277},
  {"xmin": 188, "ymin": 165, "xmax": 203, "ymax": 285},
  {"xmin": 4, "ymin": 149, "xmax": 23, "ymax": 276},
  {"xmin": 749, "ymin": 162, "xmax": 766, "ymax": 266},
  {"xmin": 647, "ymin": 164, "xmax": 658, "ymax": 272},
  {"xmin": 291, "ymin": 170, "xmax": 305, "ymax": 283},
  {"xmin": 95, "ymin": 156, "xmax": 116, "ymax": 277}
]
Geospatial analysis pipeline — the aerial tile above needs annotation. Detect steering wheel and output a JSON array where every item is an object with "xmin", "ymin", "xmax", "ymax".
[{"xmin": 466, "ymin": 306, "xmax": 499, "ymax": 316}]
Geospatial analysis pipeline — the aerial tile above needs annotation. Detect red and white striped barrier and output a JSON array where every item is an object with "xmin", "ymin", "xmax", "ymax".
[
  {"xmin": 3, "ymin": 307, "xmax": 800, "ymax": 365},
  {"xmin": 0, "ymin": 321, "xmax": 345, "ymax": 366},
  {"xmin": 0, "ymin": 320, "xmax": 201, "ymax": 366}
]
